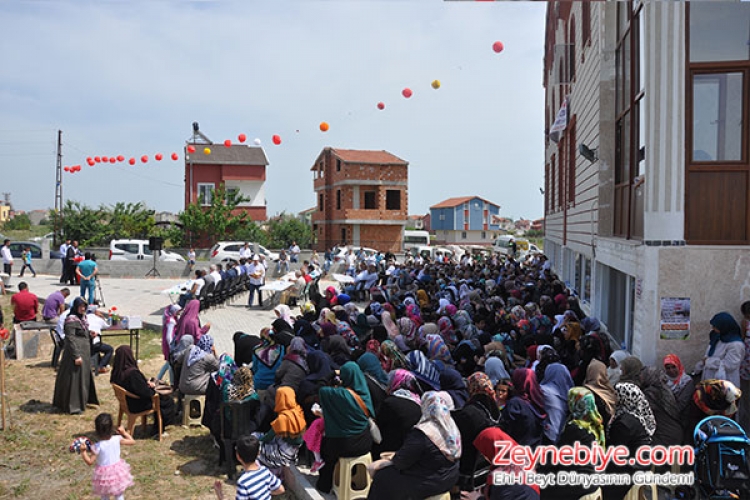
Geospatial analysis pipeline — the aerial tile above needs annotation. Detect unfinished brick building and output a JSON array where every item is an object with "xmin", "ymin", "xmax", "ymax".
[{"xmin": 311, "ymin": 147, "xmax": 408, "ymax": 253}]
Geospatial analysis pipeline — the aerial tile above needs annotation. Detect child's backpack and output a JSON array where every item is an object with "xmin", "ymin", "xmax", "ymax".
[{"xmin": 694, "ymin": 415, "xmax": 750, "ymax": 496}]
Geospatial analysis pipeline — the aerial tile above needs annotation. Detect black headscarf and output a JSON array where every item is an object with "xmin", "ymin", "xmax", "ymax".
[
  {"xmin": 110, "ymin": 345, "xmax": 139, "ymax": 385},
  {"xmin": 233, "ymin": 331, "xmax": 262, "ymax": 367},
  {"xmin": 271, "ymin": 318, "xmax": 295, "ymax": 347}
]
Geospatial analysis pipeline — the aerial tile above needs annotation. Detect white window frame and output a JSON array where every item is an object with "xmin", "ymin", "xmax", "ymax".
[{"xmin": 197, "ymin": 183, "xmax": 214, "ymax": 206}]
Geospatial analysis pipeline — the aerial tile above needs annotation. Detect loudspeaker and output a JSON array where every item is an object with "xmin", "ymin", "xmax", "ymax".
[{"xmin": 149, "ymin": 237, "xmax": 163, "ymax": 251}]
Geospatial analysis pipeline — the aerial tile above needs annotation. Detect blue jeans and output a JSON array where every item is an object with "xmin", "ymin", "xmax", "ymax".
[
  {"xmin": 247, "ymin": 283, "xmax": 263, "ymax": 307},
  {"xmin": 80, "ymin": 279, "xmax": 96, "ymax": 304}
]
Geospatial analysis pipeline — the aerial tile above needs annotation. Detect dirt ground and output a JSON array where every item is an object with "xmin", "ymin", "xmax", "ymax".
[{"xmin": 0, "ymin": 297, "xmax": 295, "ymax": 500}]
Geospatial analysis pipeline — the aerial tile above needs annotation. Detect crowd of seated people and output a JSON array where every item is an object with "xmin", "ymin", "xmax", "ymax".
[{"xmin": 154, "ymin": 250, "xmax": 748, "ymax": 500}]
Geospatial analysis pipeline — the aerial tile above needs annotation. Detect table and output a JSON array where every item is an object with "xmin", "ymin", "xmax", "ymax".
[
  {"xmin": 101, "ymin": 322, "xmax": 143, "ymax": 360},
  {"xmin": 332, "ymin": 273, "xmax": 354, "ymax": 284},
  {"xmin": 160, "ymin": 281, "xmax": 192, "ymax": 304},
  {"xmin": 259, "ymin": 280, "xmax": 295, "ymax": 309}
]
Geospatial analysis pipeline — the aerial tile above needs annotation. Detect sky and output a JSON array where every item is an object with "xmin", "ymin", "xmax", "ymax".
[{"xmin": 0, "ymin": 0, "xmax": 546, "ymax": 221}]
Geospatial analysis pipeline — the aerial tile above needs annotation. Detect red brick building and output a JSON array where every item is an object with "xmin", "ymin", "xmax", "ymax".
[
  {"xmin": 311, "ymin": 147, "xmax": 408, "ymax": 253},
  {"xmin": 184, "ymin": 142, "xmax": 269, "ymax": 221}
]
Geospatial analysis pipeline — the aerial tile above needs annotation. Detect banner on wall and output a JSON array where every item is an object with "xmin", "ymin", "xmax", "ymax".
[{"xmin": 660, "ymin": 297, "xmax": 691, "ymax": 340}]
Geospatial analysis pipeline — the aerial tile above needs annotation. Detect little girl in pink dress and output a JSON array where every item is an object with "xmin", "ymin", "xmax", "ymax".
[{"xmin": 81, "ymin": 413, "xmax": 135, "ymax": 500}]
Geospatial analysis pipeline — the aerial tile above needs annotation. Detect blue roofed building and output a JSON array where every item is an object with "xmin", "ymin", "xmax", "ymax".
[{"xmin": 429, "ymin": 196, "xmax": 503, "ymax": 245}]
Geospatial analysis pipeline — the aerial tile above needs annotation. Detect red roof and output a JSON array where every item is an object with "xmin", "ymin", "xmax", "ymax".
[
  {"xmin": 331, "ymin": 148, "xmax": 408, "ymax": 165},
  {"xmin": 430, "ymin": 196, "xmax": 499, "ymax": 209}
]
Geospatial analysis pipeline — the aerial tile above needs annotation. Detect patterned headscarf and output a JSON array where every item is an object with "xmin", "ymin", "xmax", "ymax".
[
  {"xmin": 300, "ymin": 301, "xmax": 316, "ymax": 316},
  {"xmin": 408, "ymin": 350, "xmax": 441, "ymax": 390},
  {"xmin": 226, "ymin": 366, "xmax": 256, "ymax": 402},
  {"xmin": 381, "ymin": 339, "xmax": 409, "ymax": 372},
  {"xmin": 415, "ymin": 391, "xmax": 461, "ymax": 462},
  {"xmin": 568, "ymin": 387, "xmax": 605, "ymax": 447},
  {"xmin": 663, "ymin": 353, "xmax": 693, "ymax": 394},
  {"xmin": 614, "ymin": 382, "xmax": 656, "ymax": 436},
  {"xmin": 437, "ymin": 316, "xmax": 457, "ymax": 346},
  {"xmin": 388, "ymin": 369, "xmax": 422, "ymax": 405},
  {"xmin": 426, "ymin": 334, "xmax": 453, "ymax": 365},
  {"xmin": 511, "ymin": 367, "xmax": 546, "ymax": 419},
  {"xmin": 187, "ymin": 334, "xmax": 214, "ymax": 367},
  {"xmin": 466, "ymin": 372, "xmax": 495, "ymax": 400},
  {"xmin": 693, "ymin": 379, "xmax": 742, "ymax": 416}
]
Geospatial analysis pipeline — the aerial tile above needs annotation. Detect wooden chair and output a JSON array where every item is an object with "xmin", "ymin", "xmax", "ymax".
[{"xmin": 111, "ymin": 383, "xmax": 162, "ymax": 441}]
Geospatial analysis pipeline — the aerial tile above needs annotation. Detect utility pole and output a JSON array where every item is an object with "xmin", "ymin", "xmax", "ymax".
[{"xmin": 53, "ymin": 130, "xmax": 63, "ymax": 247}]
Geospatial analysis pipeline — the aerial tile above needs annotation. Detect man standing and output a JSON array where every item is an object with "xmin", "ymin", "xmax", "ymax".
[
  {"xmin": 247, "ymin": 255, "xmax": 265, "ymax": 308},
  {"xmin": 64, "ymin": 240, "xmax": 79, "ymax": 285},
  {"xmin": 58, "ymin": 239, "xmax": 70, "ymax": 283},
  {"xmin": 1, "ymin": 239, "xmax": 13, "ymax": 277},
  {"xmin": 11, "ymin": 282, "xmax": 38, "ymax": 323},
  {"xmin": 76, "ymin": 252, "xmax": 98, "ymax": 304},
  {"xmin": 42, "ymin": 287, "xmax": 70, "ymax": 324}
]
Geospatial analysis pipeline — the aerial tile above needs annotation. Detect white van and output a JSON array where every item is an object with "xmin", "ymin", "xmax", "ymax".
[
  {"xmin": 409, "ymin": 245, "xmax": 454, "ymax": 262},
  {"xmin": 492, "ymin": 236, "xmax": 540, "ymax": 259},
  {"xmin": 109, "ymin": 239, "xmax": 185, "ymax": 261},
  {"xmin": 403, "ymin": 230, "xmax": 430, "ymax": 250}
]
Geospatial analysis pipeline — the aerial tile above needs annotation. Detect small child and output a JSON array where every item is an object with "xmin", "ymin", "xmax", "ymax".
[
  {"xmin": 303, "ymin": 403, "xmax": 325, "ymax": 473},
  {"xmin": 214, "ymin": 434, "xmax": 285, "ymax": 500},
  {"xmin": 19, "ymin": 247, "xmax": 36, "ymax": 278},
  {"xmin": 81, "ymin": 413, "xmax": 135, "ymax": 500}
]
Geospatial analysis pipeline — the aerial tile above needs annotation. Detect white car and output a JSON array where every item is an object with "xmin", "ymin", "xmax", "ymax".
[
  {"xmin": 109, "ymin": 239, "xmax": 185, "ymax": 262},
  {"xmin": 209, "ymin": 241, "xmax": 279, "ymax": 264}
]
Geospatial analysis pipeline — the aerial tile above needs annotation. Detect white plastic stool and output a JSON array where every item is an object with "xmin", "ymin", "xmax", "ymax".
[
  {"xmin": 182, "ymin": 394, "xmax": 205, "ymax": 426},
  {"xmin": 332, "ymin": 453, "xmax": 372, "ymax": 500}
]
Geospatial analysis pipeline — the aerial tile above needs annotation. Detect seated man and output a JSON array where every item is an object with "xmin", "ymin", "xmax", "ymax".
[
  {"xmin": 11, "ymin": 281, "xmax": 38, "ymax": 323},
  {"xmin": 42, "ymin": 287, "xmax": 70, "ymax": 324},
  {"xmin": 179, "ymin": 270, "xmax": 206, "ymax": 307},
  {"xmin": 86, "ymin": 304, "xmax": 113, "ymax": 374},
  {"xmin": 276, "ymin": 249, "xmax": 290, "ymax": 276}
]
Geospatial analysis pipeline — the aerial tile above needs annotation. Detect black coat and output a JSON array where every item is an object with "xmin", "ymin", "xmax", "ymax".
[{"xmin": 374, "ymin": 395, "xmax": 422, "ymax": 456}]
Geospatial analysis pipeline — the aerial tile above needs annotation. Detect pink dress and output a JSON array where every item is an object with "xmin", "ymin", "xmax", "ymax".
[
  {"xmin": 303, "ymin": 417, "xmax": 325, "ymax": 453},
  {"xmin": 91, "ymin": 435, "xmax": 134, "ymax": 496}
]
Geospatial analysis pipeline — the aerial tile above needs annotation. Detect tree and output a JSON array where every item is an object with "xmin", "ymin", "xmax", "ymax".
[
  {"xmin": 266, "ymin": 213, "xmax": 312, "ymax": 248},
  {"xmin": 3, "ymin": 213, "xmax": 31, "ymax": 231},
  {"xmin": 179, "ymin": 184, "xmax": 250, "ymax": 245},
  {"xmin": 58, "ymin": 201, "xmax": 108, "ymax": 245},
  {"xmin": 107, "ymin": 202, "xmax": 155, "ymax": 240}
]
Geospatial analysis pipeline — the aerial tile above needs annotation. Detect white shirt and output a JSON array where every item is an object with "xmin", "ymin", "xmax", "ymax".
[
  {"xmin": 1, "ymin": 245, "xmax": 13, "ymax": 265},
  {"xmin": 59, "ymin": 243, "xmax": 69, "ymax": 256},
  {"xmin": 191, "ymin": 277, "xmax": 205, "ymax": 295},
  {"xmin": 210, "ymin": 270, "xmax": 222, "ymax": 283},
  {"xmin": 93, "ymin": 435, "xmax": 122, "ymax": 467},
  {"xmin": 239, "ymin": 246, "xmax": 253, "ymax": 259},
  {"xmin": 248, "ymin": 262, "xmax": 265, "ymax": 285},
  {"xmin": 56, "ymin": 309, "xmax": 71, "ymax": 341},
  {"xmin": 86, "ymin": 313, "xmax": 109, "ymax": 335}
]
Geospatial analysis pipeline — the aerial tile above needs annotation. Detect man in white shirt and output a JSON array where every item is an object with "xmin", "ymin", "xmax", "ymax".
[
  {"xmin": 247, "ymin": 255, "xmax": 266, "ymax": 308},
  {"xmin": 179, "ymin": 269, "xmax": 205, "ymax": 307},
  {"xmin": 1, "ymin": 239, "xmax": 13, "ymax": 276},
  {"xmin": 53, "ymin": 307, "xmax": 71, "ymax": 368},
  {"xmin": 239, "ymin": 242, "xmax": 253, "ymax": 260},
  {"xmin": 86, "ymin": 305, "xmax": 113, "ymax": 374},
  {"xmin": 209, "ymin": 264, "xmax": 222, "ymax": 284},
  {"xmin": 58, "ymin": 239, "xmax": 70, "ymax": 283}
]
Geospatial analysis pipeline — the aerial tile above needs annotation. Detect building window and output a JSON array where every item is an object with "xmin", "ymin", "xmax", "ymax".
[
  {"xmin": 336, "ymin": 190, "xmax": 341, "ymax": 210},
  {"xmin": 386, "ymin": 190, "xmax": 400, "ymax": 210},
  {"xmin": 686, "ymin": 3, "xmax": 750, "ymax": 243},
  {"xmin": 461, "ymin": 231, "xmax": 467, "ymax": 240},
  {"xmin": 336, "ymin": 159, "xmax": 341, "ymax": 172},
  {"xmin": 439, "ymin": 214, "xmax": 445, "ymax": 221},
  {"xmin": 197, "ymin": 183, "xmax": 214, "ymax": 206},
  {"xmin": 318, "ymin": 193, "xmax": 324, "ymax": 211},
  {"xmin": 481, "ymin": 231, "xmax": 486, "ymax": 240},
  {"xmin": 319, "ymin": 162, "xmax": 324, "ymax": 179},
  {"xmin": 569, "ymin": 17, "xmax": 576, "ymax": 82},
  {"xmin": 226, "ymin": 187, "xmax": 241, "ymax": 203},
  {"xmin": 341, "ymin": 227, "xmax": 347, "ymax": 245},
  {"xmin": 568, "ymin": 117, "xmax": 577, "ymax": 206},
  {"xmin": 582, "ymin": 1, "xmax": 591, "ymax": 48},
  {"xmin": 364, "ymin": 191, "xmax": 377, "ymax": 209}
]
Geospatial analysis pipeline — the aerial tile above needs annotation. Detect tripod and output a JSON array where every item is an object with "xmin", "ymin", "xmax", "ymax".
[
  {"xmin": 146, "ymin": 251, "xmax": 160, "ymax": 277},
  {"xmin": 95, "ymin": 276, "xmax": 106, "ymax": 307}
]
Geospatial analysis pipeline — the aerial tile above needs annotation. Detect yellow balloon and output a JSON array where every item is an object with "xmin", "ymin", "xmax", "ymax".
[
  {"xmin": 204, "ymin": 147, "xmax": 211, "ymax": 155},
  {"xmin": 431, "ymin": 79, "xmax": 441, "ymax": 89}
]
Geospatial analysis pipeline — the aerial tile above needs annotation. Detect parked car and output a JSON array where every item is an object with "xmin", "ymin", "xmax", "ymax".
[
  {"xmin": 31, "ymin": 232, "xmax": 55, "ymax": 242},
  {"xmin": 492, "ymin": 236, "xmax": 540, "ymax": 259},
  {"xmin": 208, "ymin": 241, "xmax": 279, "ymax": 264},
  {"xmin": 109, "ymin": 239, "xmax": 185, "ymax": 262},
  {"xmin": 7, "ymin": 241, "xmax": 63, "ymax": 260}
]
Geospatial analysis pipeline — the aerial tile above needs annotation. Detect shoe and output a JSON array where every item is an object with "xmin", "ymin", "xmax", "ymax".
[
  {"xmin": 310, "ymin": 460, "xmax": 325, "ymax": 474},
  {"xmin": 98, "ymin": 367, "xmax": 109, "ymax": 374}
]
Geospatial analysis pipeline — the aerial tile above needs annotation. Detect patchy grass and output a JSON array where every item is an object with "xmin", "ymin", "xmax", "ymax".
[{"xmin": 0, "ymin": 294, "xmax": 297, "ymax": 499}]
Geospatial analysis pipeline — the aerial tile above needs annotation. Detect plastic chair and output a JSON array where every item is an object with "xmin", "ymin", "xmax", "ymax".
[
  {"xmin": 219, "ymin": 398, "xmax": 261, "ymax": 479},
  {"xmin": 332, "ymin": 453, "xmax": 372, "ymax": 500},
  {"xmin": 182, "ymin": 394, "xmax": 205, "ymax": 426},
  {"xmin": 111, "ymin": 383, "xmax": 162, "ymax": 440}
]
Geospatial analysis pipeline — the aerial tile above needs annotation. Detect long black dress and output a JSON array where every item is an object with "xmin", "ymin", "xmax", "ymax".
[{"xmin": 53, "ymin": 317, "xmax": 99, "ymax": 414}]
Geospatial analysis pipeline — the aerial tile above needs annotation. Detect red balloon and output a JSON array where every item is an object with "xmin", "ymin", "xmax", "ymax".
[
  {"xmin": 128, "ymin": 158, "xmax": 136, "ymax": 165},
  {"xmin": 402, "ymin": 88, "xmax": 412, "ymax": 98},
  {"xmin": 238, "ymin": 133, "xmax": 247, "ymax": 143},
  {"xmin": 141, "ymin": 155, "xmax": 148, "ymax": 163},
  {"xmin": 377, "ymin": 102, "xmax": 385, "ymax": 110},
  {"xmin": 94, "ymin": 156, "xmax": 101, "ymax": 163},
  {"xmin": 87, "ymin": 159, "xmax": 95, "ymax": 166},
  {"xmin": 155, "ymin": 153, "xmax": 163, "ymax": 161},
  {"xmin": 117, "ymin": 155, "xmax": 124, "ymax": 162},
  {"xmin": 102, "ymin": 156, "xmax": 109, "ymax": 163},
  {"xmin": 272, "ymin": 135, "xmax": 281, "ymax": 145},
  {"xmin": 86, "ymin": 157, "xmax": 93, "ymax": 164},
  {"xmin": 492, "ymin": 41, "xmax": 504, "ymax": 53},
  {"xmin": 187, "ymin": 145, "xmax": 196, "ymax": 153},
  {"xmin": 64, "ymin": 166, "xmax": 70, "ymax": 172},
  {"xmin": 224, "ymin": 139, "xmax": 232, "ymax": 147},
  {"xmin": 171, "ymin": 152, "xmax": 179, "ymax": 161},
  {"xmin": 109, "ymin": 157, "xmax": 116, "ymax": 164}
]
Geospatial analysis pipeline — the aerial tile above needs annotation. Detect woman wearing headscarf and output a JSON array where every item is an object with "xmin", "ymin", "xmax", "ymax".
[
  {"xmin": 270, "ymin": 318, "xmax": 295, "ymax": 348},
  {"xmin": 470, "ymin": 427, "xmax": 540, "ymax": 500},
  {"xmin": 381, "ymin": 310, "xmax": 400, "ymax": 340},
  {"xmin": 294, "ymin": 317, "xmax": 320, "ymax": 350},
  {"xmin": 252, "ymin": 328, "xmax": 285, "ymax": 391},
  {"xmin": 583, "ymin": 359, "xmax": 617, "ymax": 426},
  {"xmin": 534, "ymin": 345, "xmax": 561, "ymax": 383},
  {"xmin": 297, "ymin": 350, "xmax": 335, "ymax": 424},
  {"xmin": 433, "ymin": 360, "xmax": 469, "ymax": 410},
  {"xmin": 426, "ymin": 333, "xmax": 453, "ymax": 365},
  {"xmin": 366, "ymin": 339, "xmax": 388, "ymax": 372},
  {"xmin": 53, "ymin": 297, "xmax": 99, "ymax": 414},
  {"xmin": 381, "ymin": 339, "xmax": 409, "ymax": 372},
  {"xmin": 407, "ymin": 350, "xmax": 441, "ymax": 392},
  {"xmin": 374, "ymin": 369, "xmax": 423, "ymax": 458},
  {"xmin": 452, "ymin": 338, "xmax": 484, "ymax": 377},
  {"xmin": 484, "ymin": 356, "xmax": 511, "ymax": 385},
  {"xmin": 397, "ymin": 317, "xmax": 420, "ymax": 352},
  {"xmin": 437, "ymin": 316, "xmax": 458, "ymax": 346},
  {"xmin": 161, "ymin": 304, "xmax": 182, "ymax": 361},
  {"xmin": 453, "ymin": 372, "xmax": 501, "ymax": 482},
  {"xmin": 273, "ymin": 337, "xmax": 309, "ymax": 392},
  {"xmin": 695, "ymin": 311, "xmax": 745, "ymax": 387},
  {"xmin": 110, "ymin": 345, "xmax": 175, "ymax": 429},
  {"xmin": 367, "ymin": 391, "xmax": 460, "ymax": 500},
  {"xmin": 178, "ymin": 334, "xmax": 219, "ymax": 395},
  {"xmin": 639, "ymin": 366, "xmax": 684, "ymax": 447},
  {"xmin": 603, "ymin": 382, "xmax": 655, "ymax": 500},
  {"xmin": 617, "ymin": 355, "xmax": 643, "ymax": 384},
  {"xmin": 316, "ymin": 362, "xmax": 374, "ymax": 494},
  {"xmin": 172, "ymin": 299, "xmax": 210, "ymax": 345},
  {"xmin": 607, "ymin": 350, "xmax": 630, "ymax": 386},
  {"xmin": 539, "ymin": 388, "xmax": 603, "ymax": 500},
  {"xmin": 540, "ymin": 363, "xmax": 574, "ymax": 445},
  {"xmin": 273, "ymin": 304, "xmax": 294, "ymax": 329},
  {"xmin": 255, "ymin": 386, "xmax": 306, "ymax": 473},
  {"xmin": 322, "ymin": 334, "xmax": 351, "ymax": 367},
  {"xmin": 417, "ymin": 288, "xmax": 430, "ymax": 311},
  {"xmin": 232, "ymin": 331, "xmax": 261, "ymax": 367},
  {"xmin": 663, "ymin": 353, "xmax": 696, "ymax": 414},
  {"xmin": 501, "ymin": 368, "xmax": 546, "ymax": 448},
  {"xmin": 357, "ymin": 352, "xmax": 388, "ymax": 414}
]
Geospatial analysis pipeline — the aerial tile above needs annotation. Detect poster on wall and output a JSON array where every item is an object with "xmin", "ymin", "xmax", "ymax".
[{"xmin": 660, "ymin": 297, "xmax": 691, "ymax": 340}]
